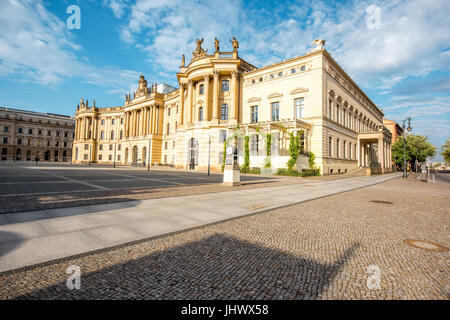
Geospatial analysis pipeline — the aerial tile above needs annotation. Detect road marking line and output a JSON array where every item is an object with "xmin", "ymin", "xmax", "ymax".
[{"xmin": 34, "ymin": 169, "xmax": 109, "ymax": 190}]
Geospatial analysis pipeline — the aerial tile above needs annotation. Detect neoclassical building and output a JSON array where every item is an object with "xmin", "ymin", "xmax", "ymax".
[
  {"xmin": 72, "ymin": 38, "xmax": 392, "ymax": 174},
  {"xmin": 1, "ymin": 107, "xmax": 75, "ymax": 162}
]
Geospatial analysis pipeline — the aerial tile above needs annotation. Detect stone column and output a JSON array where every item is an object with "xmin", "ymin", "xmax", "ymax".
[
  {"xmin": 357, "ymin": 139, "xmax": 361, "ymax": 166},
  {"xmin": 152, "ymin": 105, "xmax": 156, "ymax": 134},
  {"xmin": 212, "ymin": 70, "xmax": 219, "ymax": 120},
  {"xmin": 204, "ymin": 74, "xmax": 210, "ymax": 121},
  {"xmin": 93, "ymin": 117, "xmax": 98, "ymax": 139},
  {"xmin": 187, "ymin": 80, "xmax": 193, "ymax": 124},
  {"xmin": 140, "ymin": 108, "xmax": 144, "ymax": 136},
  {"xmin": 124, "ymin": 112, "xmax": 128, "ymax": 138},
  {"xmin": 131, "ymin": 111, "xmax": 135, "ymax": 137},
  {"xmin": 179, "ymin": 85, "xmax": 184, "ymax": 125},
  {"xmin": 378, "ymin": 136, "xmax": 385, "ymax": 171},
  {"xmin": 231, "ymin": 71, "xmax": 238, "ymax": 120},
  {"xmin": 144, "ymin": 107, "xmax": 148, "ymax": 135}
]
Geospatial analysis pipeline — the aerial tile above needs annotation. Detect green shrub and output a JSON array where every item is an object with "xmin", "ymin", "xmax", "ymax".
[
  {"xmin": 276, "ymin": 168, "xmax": 320, "ymax": 177},
  {"xmin": 242, "ymin": 135, "xmax": 250, "ymax": 170},
  {"xmin": 221, "ymin": 140, "xmax": 226, "ymax": 171}
]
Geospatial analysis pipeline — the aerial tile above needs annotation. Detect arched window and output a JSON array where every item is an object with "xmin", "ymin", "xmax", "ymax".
[
  {"xmin": 221, "ymin": 104, "xmax": 229, "ymax": 120},
  {"xmin": 167, "ymin": 123, "xmax": 170, "ymax": 135},
  {"xmin": 198, "ymin": 107, "xmax": 203, "ymax": 121},
  {"xmin": 111, "ymin": 130, "xmax": 114, "ymax": 140}
]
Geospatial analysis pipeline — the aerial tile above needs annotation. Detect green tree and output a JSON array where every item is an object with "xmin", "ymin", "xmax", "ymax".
[
  {"xmin": 392, "ymin": 134, "xmax": 436, "ymax": 168},
  {"xmin": 441, "ymin": 138, "xmax": 450, "ymax": 164},
  {"xmin": 242, "ymin": 135, "xmax": 250, "ymax": 171},
  {"xmin": 287, "ymin": 132, "xmax": 301, "ymax": 170}
]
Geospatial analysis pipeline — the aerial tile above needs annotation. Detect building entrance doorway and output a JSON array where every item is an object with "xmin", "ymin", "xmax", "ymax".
[
  {"xmin": 188, "ymin": 138, "xmax": 198, "ymax": 170},
  {"xmin": 132, "ymin": 146, "xmax": 138, "ymax": 164},
  {"xmin": 44, "ymin": 150, "xmax": 50, "ymax": 161}
]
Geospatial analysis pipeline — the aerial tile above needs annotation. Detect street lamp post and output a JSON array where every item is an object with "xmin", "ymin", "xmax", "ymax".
[
  {"xmin": 208, "ymin": 135, "xmax": 211, "ymax": 176},
  {"xmin": 113, "ymin": 143, "xmax": 116, "ymax": 168},
  {"xmin": 401, "ymin": 117, "xmax": 412, "ymax": 178},
  {"xmin": 147, "ymin": 138, "xmax": 151, "ymax": 171}
]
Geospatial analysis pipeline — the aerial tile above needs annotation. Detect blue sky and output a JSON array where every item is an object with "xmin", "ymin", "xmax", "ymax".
[{"xmin": 0, "ymin": 0, "xmax": 449, "ymax": 160}]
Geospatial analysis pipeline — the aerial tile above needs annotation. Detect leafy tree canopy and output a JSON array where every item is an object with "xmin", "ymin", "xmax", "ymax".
[
  {"xmin": 392, "ymin": 134, "xmax": 436, "ymax": 165},
  {"xmin": 441, "ymin": 138, "xmax": 450, "ymax": 164}
]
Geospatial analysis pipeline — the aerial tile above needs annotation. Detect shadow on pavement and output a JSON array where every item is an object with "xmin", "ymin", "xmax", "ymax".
[
  {"xmin": 15, "ymin": 234, "xmax": 359, "ymax": 299},
  {"xmin": 0, "ymin": 231, "xmax": 24, "ymax": 258}
]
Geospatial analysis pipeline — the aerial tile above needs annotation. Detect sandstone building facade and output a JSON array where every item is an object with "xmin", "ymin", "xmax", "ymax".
[
  {"xmin": 72, "ymin": 39, "xmax": 392, "ymax": 174},
  {"xmin": 0, "ymin": 107, "xmax": 75, "ymax": 161}
]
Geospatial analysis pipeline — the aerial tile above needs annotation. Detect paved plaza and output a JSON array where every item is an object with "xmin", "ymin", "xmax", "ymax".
[
  {"xmin": 0, "ymin": 170, "xmax": 399, "ymax": 272},
  {"xmin": 0, "ymin": 174, "xmax": 450, "ymax": 299},
  {"xmin": 1, "ymin": 172, "xmax": 448, "ymax": 299},
  {"xmin": 0, "ymin": 163, "xmax": 269, "ymax": 197}
]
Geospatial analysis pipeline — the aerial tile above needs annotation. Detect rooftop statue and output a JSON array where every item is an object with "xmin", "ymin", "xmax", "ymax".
[
  {"xmin": 230, "ymin": 37, "xmax": 239, "ymax": 52},
  {"xmin": 192, "ymin": 38, "xmax": 207, "ymax": 58},
  {"xmin": 310, "ymin": 39, "xmax": 325, "ymax": 52},
  {"xmin": 181, "ymin": 54, "xmax": 185, "ymax": 67},
  {"xmin": 214, "ymin": 37, "xmax": 220, "ymax": 52}
]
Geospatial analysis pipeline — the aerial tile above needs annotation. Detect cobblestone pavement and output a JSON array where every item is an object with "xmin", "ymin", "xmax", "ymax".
[{"xmin": 0, "ymin": 176, "xmax": 448, "ymax": 300}]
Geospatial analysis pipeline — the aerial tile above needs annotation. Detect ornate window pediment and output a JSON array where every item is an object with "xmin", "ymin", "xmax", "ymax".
[
  {"xmin": 247, "ymin": 97, "xmax": 261, "ymax": 103},
  {"xmin": 290, "ymin": 87, "xmax": 308, "ymax": 95},
  {"xmin": 328, "ymin": 89, "xmax": 335, "ymax": 97},
  {"xmin": 267, "ymin": 92, "xmax": 283, "ymax": 99}
]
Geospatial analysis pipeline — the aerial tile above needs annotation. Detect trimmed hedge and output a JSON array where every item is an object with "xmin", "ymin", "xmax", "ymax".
[
  {"xmin": 240, "ymin": 167, "xmax": 261, "ymax": 174},
  {"xmin": 276, "ymin": 168, "xmax": 320, "ymax": 177}
]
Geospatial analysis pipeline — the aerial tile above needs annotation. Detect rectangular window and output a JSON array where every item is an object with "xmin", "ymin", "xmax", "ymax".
[
  {"xmin": 336, "ymin": 105, "xmax": 340, "ymax": 124},
  {"xmin": 328, "ymin": 137, "xmax": 332, "ymax": 157},
  {"xmin": 250, "ymin": 135, "xmax": 259, "ymax": 154},
  {"xmin": 109, "ymin": 155, "xmax": 112, "ymax": 161},
  {"xmin": 164, "ymin": 155, "xmax": 167, "ymax": 163},
  {"xmin": 343, "ymin": 141, "xmax": 346, "ymax": 158},
  {"xmin": 84, "ymin": 154, "xmax": 88, "ymax": 160},
  {"xmin": 64, "ymin": 141, "xmax": 68, "ymax": 147},
  {"xmin": 18, "ymin": 128, "xmax": 23, "ymax": 134},
  {"xmin": 349, "ymin": 142, "xmax": 352, "ymax": 159},
  {"xmin": 3, "ymin": 126, "xmax": 8, "ymax": 132},
  {"xmin": 99, "ymin": 154, "xmax": 102, "ymax": 160},
  {"xmin": 99, "ymin": 145, "xmax": 103, "ymax": 151},
  {"xmin": 219, "ymin": 130, "xmax": 227, "ymax": 143},
  {"xmin": 251, "ymin": 106, "xmax": 258, "ymax": 123},
  {"xmin": 328, "ymin": 99, "xmax": 333, "ymax": 120},
  {"xmin": 343, "ymin": 110, "xmax": 346, "ymax": 126},
  {"xmin": 222, "ymin": 80, "xmax": 229, "ymax": 91},
  {"xmin": 84, "ymin": 144, "xmax": 89, "ymax": 150},
  {"xmin": 109, "ymin": 145, "xmax": 113, "ymax": 151},
  {"xmin": 17, "ymin": 138, "xmax": 22, "ymax": 145},
  {"xmin": 221, "ymin": 104, "xmax": 228, "ymax": 120},
  {"xmin": 118, "ymin": 144, "xmax": 121, "ymax": 151},
  {"xmin": 271, "ymin": 102, "xmax": 280, "ymax": 121},
  {"xmin": 336, "ymin": 139, "xmax": 340, "ymax": 158},
  {"xmin": 199, "ymin": 84, "xmax": 204, "ymax": 95},
  {"xmin": 3, "ymin": 137, "xmax": 7, "ymax": 144},
  {"xmin": 28, "ymin": 128, "xmax": 33, "ymax": 134},
  {"xmin": 294, "ymin": 98, "xmax": 305, "ymax": 119}
]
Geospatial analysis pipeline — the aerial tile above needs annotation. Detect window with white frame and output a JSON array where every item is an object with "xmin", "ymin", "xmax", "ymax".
[
  {"xmin": 294, "ymin": 98, "xmax": 305, "ymax": 119},
  {"xmin": 271, "ymin": 102, "xmax": 280, "ymax": 121},
  {"xmin": 251, "ymin": 106, "xmax": 258, "ymax": 123}
]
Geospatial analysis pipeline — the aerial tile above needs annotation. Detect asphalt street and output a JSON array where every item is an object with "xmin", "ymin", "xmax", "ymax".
[{"xmin": 0, "ymin": 164, "xmax": 271, "ymax": 196}]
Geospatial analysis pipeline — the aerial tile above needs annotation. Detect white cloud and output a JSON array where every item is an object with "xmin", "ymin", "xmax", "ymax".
[
  {"xmin": 0, "ymin": 0, "xmax": 140, "ymax": 92},
  {"xmin": 103, "ymin": 0, "xmax": 129, "ymax": 18},
  {"xmin": 106, "ymin": 0, "xmax": 450, "ymax": 91}
]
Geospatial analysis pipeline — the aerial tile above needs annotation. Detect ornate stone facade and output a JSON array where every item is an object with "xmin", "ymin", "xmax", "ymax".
[
  {"xmin": 0, "ymin": 107, "xmax": 75, "ymax": 161},
  {"xmin": 72, "ymin": 38, "xmax": 392, "ymax": 174}
]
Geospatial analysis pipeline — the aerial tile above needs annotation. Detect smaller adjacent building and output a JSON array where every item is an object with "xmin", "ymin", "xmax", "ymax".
[
  {"xmin": 0, "ymin": 107, "xmax": 75, "ymax": 162},
  {"xmin": 383, "ymin": 118, "xmax": 404, "ymax": 144}
]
